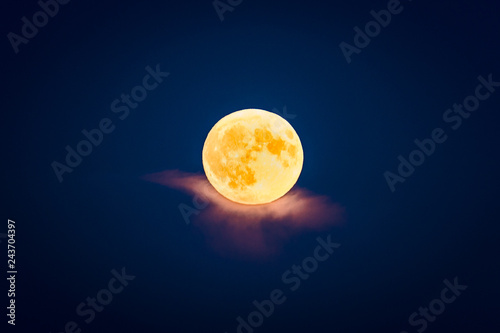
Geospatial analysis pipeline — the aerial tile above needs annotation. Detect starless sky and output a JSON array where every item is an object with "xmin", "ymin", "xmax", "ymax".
[{"xmin": 2, "ymin": 0, "xmax": 500, "ymax": 332}]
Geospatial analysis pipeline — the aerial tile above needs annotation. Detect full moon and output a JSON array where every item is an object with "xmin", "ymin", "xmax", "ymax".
[{"xmin": 202, "ymin": 109, "xmax": 304, "ymax": 205}]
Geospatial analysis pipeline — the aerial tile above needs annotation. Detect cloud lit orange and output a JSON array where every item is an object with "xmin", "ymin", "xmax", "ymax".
[{"xmin": 144, "ymin": 170, "xmax": 344, "ymax": 259}]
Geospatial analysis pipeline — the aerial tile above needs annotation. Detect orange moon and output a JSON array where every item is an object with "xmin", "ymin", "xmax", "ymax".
[{"xmin": 202, "ymin": 109, "xmax": 304, "ymax": 205}]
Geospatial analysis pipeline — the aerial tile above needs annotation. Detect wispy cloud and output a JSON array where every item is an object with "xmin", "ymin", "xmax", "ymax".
[{"xmin": 144, "ymin": 170, "xmax": 344, "ymax": 259}]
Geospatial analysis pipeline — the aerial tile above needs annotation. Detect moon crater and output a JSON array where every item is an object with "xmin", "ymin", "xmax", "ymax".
[{"xmin": 202, "ymin": 109, "xmax": 304, "ymax": 205}]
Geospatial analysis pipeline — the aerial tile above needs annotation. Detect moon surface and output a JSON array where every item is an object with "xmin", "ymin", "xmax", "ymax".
[{"xmin": 202, "ymin": 109, "xmax": 304, "ymax": 205}]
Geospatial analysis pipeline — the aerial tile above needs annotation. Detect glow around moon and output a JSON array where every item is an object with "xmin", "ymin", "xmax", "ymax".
[{"xmin": 202, "ymin": 109, "xmax": 304, "ymax": 205}]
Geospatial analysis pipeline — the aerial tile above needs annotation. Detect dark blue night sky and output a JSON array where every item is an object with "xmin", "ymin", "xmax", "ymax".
[{"xmin": 2, "ymin": 0, "xmax": 500, "ymax": 332}]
